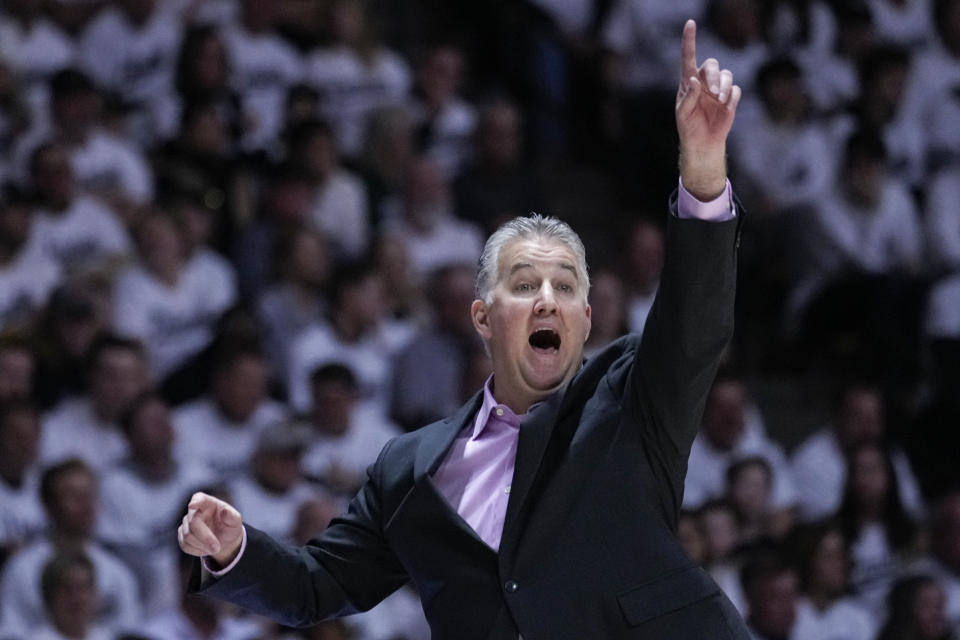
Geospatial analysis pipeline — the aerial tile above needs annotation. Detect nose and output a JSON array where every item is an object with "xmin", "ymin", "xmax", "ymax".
[{"xmin": 534, "ymin": 284, "xmax": 558, "ymax": 315}]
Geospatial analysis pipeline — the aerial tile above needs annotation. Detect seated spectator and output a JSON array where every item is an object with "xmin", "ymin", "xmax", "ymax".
[
  {"xmin": 582, "ymin": 269, "xmax": 628, "ymax": 360},
  {"xmin": 390, "ymin": 264, "xmax": 483, "ymax": 431},
  {"xmin": 865, "ymin": 0, "xmax": 933, "ymax": 49},
  {"xmin": 111, "ymin": 211, "xmax": 234, "ymax": 381},
  {"xmin": 34, "ymin": 549, "xmax": 113, "ymax": 640},
  {"xmin": 220, "ymin": 0, "xmax": 304, "ymax": 152},
  {"xmin": 256, "ymin": 228, "xmax": 331, "ymax": 379},
  {"xmin": 0, "ymin": 459, "xmax": 141, "ymax": 636},
  {"xmin": 77, "ymin": 0, "xmax": 183, "ymax": 143},
  {"xmin": 302, "ymin": 363, "xmax": 400, "ymax": 496},
  {"xmin": 285, "ymin": 118, "xmax": 369, "ymax": 260},
  {"xmin": 621, "ymin": 219, "xmax": 664, "ymax": 334},
  {"xmin": 287, "ymin": 259, "xmax": 414, "ymax": 413},
  {"xmin": 41, "ymin": 334, "xmax": 149, "ymax": 471},
  {"xmin": 228, "ymin": 420, "xmax": 320, "ymax": 542},
  {"xmin": 381, "ymin": 156, "xmax": 484, "ymax": 284},
  {"xmin": 454, "ymin": 98, "xmax": 541, "ymax": 235},
  {"xmin": 698, "ymin": 499, "xmax": 747, "ymax": 612},
  {"xmin": 788, "ymin": 521, "xmax": 876, "ymax": 640},
  {"xmin": 725, "ymin": 456, "xmax": 790, "ymax": 547},
  {"xmin": 27, "ymin": 141, "xmax": 132, "ymax": 277},
  {"xmin": 0, "ymin": 337, "xmax": 35, "ymax": 402},
  {"xmin": 97, "ymin": 391, "xmax": 211, "ymax": 614},
  {"xmin": 0, "ymin": 183, "xmax": 61, "ymax": 333},
  {"xmin": 740, "ymin": 551, "xmax": 800, "ymax": 640},
  {"xmin": 169, "ymin": 192, "xmax": 237, "ymax": 315},
  {"xmin": 791, "ymin": 381, "xmax": 925, "ymax": 522},
  {"xmin": 697, "ymin": 0, "xmax": 769, "ymax": 97},
  {"xmin": 0, "ymin": 400, "xmax": 45, "ymax": 564},
  {"xmin": 173, "ymin": 346, "xmax": 285, "ymax": 481},
  {"xmin": 911, "ymin": 492, "xmax": 960, "ymax": 635},
  {"xmin": 838, "ymin": 440, "xmax": 921, "ymax": 615},
  {"xmin": 684, "ymin": 372, "xmax": 798, "ymax": 516},
  {"xmin": 410, "ymin": 44, "xmax": 476, "ymax": 179},
  {"xmin": 305, "ymin": 0, "xmax": 411, "ymax": 158},
  {"xmin": 877, "ymin": 574, "xmax": 955, "ymax": 640}
]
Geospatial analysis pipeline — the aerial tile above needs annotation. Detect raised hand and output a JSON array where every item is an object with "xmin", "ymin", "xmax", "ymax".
[
  {"xmin": 177, "ymin": 491, "xmax": 245, "ymax": 567},
  {"xmin": 675, "ymin": 19, "xmax": 741, "ymax": 200}
]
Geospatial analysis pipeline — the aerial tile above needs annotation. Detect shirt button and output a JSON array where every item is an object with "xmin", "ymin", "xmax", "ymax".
[
  {"xmin": 504, "ymin": 580, "xmax": 519, "ymax": 593},
  {"xmin": 495, "ymin": 408, "xmax": 504, "ymax": 416},
  {"xmin": 504, "ymin": 486, "xmax": 511, "ymax": 495}
]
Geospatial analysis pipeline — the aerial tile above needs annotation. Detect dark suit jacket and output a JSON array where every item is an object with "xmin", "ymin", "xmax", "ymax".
[{"xmin": 196, "ymin": 201, "xmax": 751, "ymax": 639}]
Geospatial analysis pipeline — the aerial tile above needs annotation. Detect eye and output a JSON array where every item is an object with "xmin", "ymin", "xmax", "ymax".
[
  {"xmin": 557, "ymin": 283, "xmax": 574, "ymax": 293},
  {"xmin": 515, "ymin": 282, "xmax": 533, "ymax": 292}
]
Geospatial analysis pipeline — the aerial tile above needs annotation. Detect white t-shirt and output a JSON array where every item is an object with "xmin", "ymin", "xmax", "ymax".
[
  {"xmin": 790, "ymin": 428, "xmax": 926, "ymax": 522},
  {"xmin": 925, "ymin": 273, "xmax": 960, "ymax": 339},
  {"xmin": 849, "ymin": 521, "xmax": 902, "ymax": 616},
  {"xmin": 346, "ymin": 585, "xmax": 431, "ymax": 640},
  {"xmin": 866, "ymin": 0, "xmax": 933, "ymax": 50},
  {"xmin": 308, "ymin": 169, "xmax": 370, "ymax": 259},
  {"xmin": 32, "ymin": 195, "xmax": 131, "ymax": 274},
  {"xmin": 0, "ymin": 15, "xmax": 76, "ymax": 118},
  {"xmin": 287, "ymin": 320, "xmax": 414, "ymax": 413},
  {"xmin": 0, "ymin": 237, "xmax": 61, "ymax": 331},
  {"xmin": 382, "ymin": 214, "xmax": 484, "ymax": 284},
  {"xmin": 172, "ymin": 397, "xmax": 287, "ymax": 481},
  {"xmin": 138, "ymin": 608, "xmax": 263, "ymax": 640},
  {"xmin": 411, "ymin": 98, "xmax": 477, "ymax": 179},
  {"xmin": 0, "ymin": 538, "xmax": 142, "ymax": 637},
  {"xmin": 0, "ymin": 468, "xmax": 45, "ymax": 549},
  {"xmin": 111, "ymin": 255, "xmax": 236, "ymax": 380},
  {"xmin": 302, "ymin": 406, "xmax": 400, "ymax": 491},
  {"xmin": 306, "ymin": 44, "xmax": 411, "ymax": 157},
  {"xmin": 70, "ymin": 130, "xmax": 155, "ymax": 206},
  {"xmin": 32, "ymin": 624, "xmax": 115, "ymax": 640},
  {"xmin": 792, "ymin": 595, "xmax": 876, "ymax": 640},
  {"xmin": 221, "ymin": 24, "xmax": 303, "ymax": 151},
  {"xmin": 924, "ymin": 168, "xmax": 960, "ymax": 272},
  {"xmin": 227, "ymin": 473, "xmax": 319, "ymax": 542},
  {"xmin": 40, "ymin": 397, "xmax": 129, "ymax": 471}
]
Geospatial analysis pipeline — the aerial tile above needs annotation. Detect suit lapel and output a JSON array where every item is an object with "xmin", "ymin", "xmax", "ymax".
[{"xmin": 413, "ymin": 391, "xmax": 483, "ymax": 478}]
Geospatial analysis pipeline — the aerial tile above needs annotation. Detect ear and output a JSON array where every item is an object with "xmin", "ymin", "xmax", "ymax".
[
  {"xmin": 471, "ymin": 299, "xmax": 493, "ymax": 341},
  {"xmin": 584, "ymin": 303, "xmax": 592, "ymax": 342}
]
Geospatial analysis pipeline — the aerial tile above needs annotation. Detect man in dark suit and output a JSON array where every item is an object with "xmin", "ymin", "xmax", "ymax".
[{"xmin": 178, "ymin": 20, "xmax": 750, "ymax": 639}]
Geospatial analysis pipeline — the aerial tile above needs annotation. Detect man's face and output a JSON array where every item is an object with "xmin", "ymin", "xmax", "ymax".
[
  {"xmin": 91, "ymin": 349, "xmax": 148, "ymax": 421},
  {"xmin": 703, "ymin": 380, "xmax": 746, "ymax": 451},
  {"xmin": 472, "ymin": 237, "xmax": 590, "ymax": 412},
  {"xmin": 50, "ymin": 469, "xmax": 97, "ymax": 537}
]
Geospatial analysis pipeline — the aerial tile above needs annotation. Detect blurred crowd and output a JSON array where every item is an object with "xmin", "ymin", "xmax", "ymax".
[{"xmin": 0, "ymin": 0, "xmax": 958, "ymax": 638}]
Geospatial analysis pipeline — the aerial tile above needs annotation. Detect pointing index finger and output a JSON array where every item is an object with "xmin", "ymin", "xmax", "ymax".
[{"xmin": 681, "ymin": 19, "xmax": 698, "ymax": 83}]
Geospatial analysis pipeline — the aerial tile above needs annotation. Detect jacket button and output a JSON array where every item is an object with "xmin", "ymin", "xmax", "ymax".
[{"xmin": 504, "ymin": 580, "xmax": 519, "ymax": 593}]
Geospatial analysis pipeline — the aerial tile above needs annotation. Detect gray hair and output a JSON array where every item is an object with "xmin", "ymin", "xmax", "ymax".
[{"xmin": 475, "ymin": 213, "xmax": 590, "ymax": 304}]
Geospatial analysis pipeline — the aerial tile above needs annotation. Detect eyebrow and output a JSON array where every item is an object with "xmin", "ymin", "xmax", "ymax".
[{"xmin": 508, "ymin": 262, "xmax": 579, "ymax": 280}]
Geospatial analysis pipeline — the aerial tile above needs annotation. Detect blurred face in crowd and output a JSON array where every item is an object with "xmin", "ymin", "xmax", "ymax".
[
  {"xmin": 194, "ymin": 33, "xmax": 229, "ymax": 92},
  {"xmin": 310, "ymin": 379, "xmax": 357, "ymax": 435},
  {"xmin": 479, "ymin": 103, "xmax": 521, "ymax": 166},
  {"xmin": 912, "ymin": 581, "xmax": 948, "ymax": 640},
  {"xmin": 120, "ymin": 0, "xmax": 155, "ymax": 25},
  {"xmin": 0, "ymin": 405, "xmax": 40, "ymax": 481},
  {"xmin": 677, "ymin": 512, "xmax": 707, "ymax": 565},
  {"xmin": 0, "ymin": 345, "xmax": 34, "ymax": 401},
  {"xmin": 472, "ymin": 237, "xmax": 591, "ymax": 413},
  {"xmin": 184, "ymin": 104, "xmax": 229, "ymax": 155},
  {"xmin": 288, "ymin": 231, "xmax": 330, "ymax": 288},
  {"xmin": 713, "ymin": 0, "xmax": 759, "ymax": 48},
  {"xmin": 213, "ymin": 355, "xmax": 268, "ymax": 423},
  {"xmin": 254, "ymin": 448, "xmax": 303, "ymax": 493},
  {"xmin": 809, "ymin": 529, "xmax": 848, "ymax": 596},
  {"xmin": 127, "ymin": 397, "xmax": 174, "ymax": 465},
  {"xmin": 749, "ymin": 570, "xmax": 798, "ymax": 637},
  {"xmin": 699, "ymin": 504, "xmax": 739, "ymax": 562},
  {"xmin": 761, "ymin": 72, "xmax": 806, "ymax": 123},
  {"xmin": 728, "ymin": 461, "xmax": 772, "ymax": 521},
  {"xmin": 587, "ymin": 270, "xmax": 625, "ymax": 342},
  {"xmin": 330, "ymin": 0, "xmax": 367, "ymax": 47},
  {"xmin": 52, "ymin": 88, "xmax": 100, "ymax": 140},
  {"xmin": 0, "ymin": 201, "xmax": 33, "ymax": 256},
  {"xmin": 404, "ymin": 158, "xmax": 452, "ymax": 231},
  {"xmin": 433, "ymin": 266, "xmax": 478, "ymax": 337},
  {"xmin": 268, "ymin": 178, "xmax": 312, "ymax": 226},
  {"xmin": 47, "ymin": 562, "xmax": 98, "ymax": 638},
  {"xmin": 91, "ymin": 347, "xmax": 149, "ymax": 421},
  {"xmin": 849, "ymin": 443, "xmax": 889, "ymax": 514},
  {"xmin": 300, "ymin": 132, "xmax": 338, "ymax": 182},
  {"xmin": 836, "ymin": 387, "xmax": 883, "ymax": 449},
  {"xmin": 703, "ymin": 379, "xmax": 747, "ymax": 451},
  {"xmin": 337, "ymin": 272, "xmax": 386, "ymax": 330},
  {"xmin": 48, "ymin": 467, "xmax": 98, "ymax": 537},
  {"xmin": 33, "ymin": 146, "xmax": 76, "ymax": 211},
  {"xmin": 174, "ymin": 200, "xmax": 214, "ymax": 255},
  {"xmin": 625, "ymin": 222, "xmax": 664, "ymax": 292},
  {"xmin": 137, "ymin": 214, "xmax": 185, "ymax": 278},
  {"xmin": 843, "ymin": 155, "xmax": 885, "ymax": 209},
  {"xmin": 418, "ymin": 47, "xmax": 463, "ymax": 108},
  {"xmin": 933, "ymin": 495, "xmax": 960, "ymax": 571}
]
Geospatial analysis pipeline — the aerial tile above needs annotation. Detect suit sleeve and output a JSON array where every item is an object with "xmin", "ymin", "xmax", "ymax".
[
  {"xmin": 191, "ymin": 440, "xmax": 409, "ymax": 627},
  {"xmin": 625, "ymin": 191, "xmax": 741, "ymax": 519}
]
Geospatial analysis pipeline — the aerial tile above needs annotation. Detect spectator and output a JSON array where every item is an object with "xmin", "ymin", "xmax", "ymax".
[
  {"xmin": 40, "ymin": 334, "xmax": 149, "ymax": 471},
  {"xmin": 390, "ymin": 264, "xmax": 482, "ymax": 431},
  {"xmin": 173, "ymin": 346, "xmax": 285, "ymax": 481},
  {"xmin": 112, "ymin": 211, "xmax": 234, "ymax": 381},
  {"xmin": 621, "ymin": 219, "xmax": 664, "ymax": 334},
  {"xmin": 305, "ymin": 0, "xmax": 411, "ymax": 158},
  {"xmin": 698, "ymin": 499, "xmax": 747, "ymax": 613},
  {"xmin": 454, "ymin": 98, "xmax": 541, "ymax": 234},
  {"xmin": 0, "ymin": 183, "xmax": 61, "ymax": 332},
  {"xmin": 287, "ymin": 259, "xmax": 414, "ymax": 413},
  {"xmin": 677, "ymin": 509, "xmax": 708, "ymax": 565},
  {"xmin": 877, "ymin": 574, "xmax": 956, "ymax": 640},
  {"xmin": 582, "ymin": 268, "xmax": 628, "ymax": 359},
  {"xmin": 741, "ymin": 552, "xmax": 800, "ymax": 640},
  {"xmin": 912, "ymin": 492, "xmax": 960, "ymax": 635},
  {"xmin": 791, "ymin": 381, "xmax": 925, "ymax": 522},
  {"xmin": 0, "ymin": 337, "xmax": 35, "ymax": 402},
  {"xmin": 381, "ymin": 156, "xmax": 484, "ymax": 284},
  {"xmin": 924, "ymin": 166, "xmax": 960, "ymax": 273},
  {"xmin": 286, "ymin": 118, "xmax": 370, "ymax": 260},
  {"xmin": 302, "ymin": 362, "xmax": 400, "ymax": 496},
  {"xmin": 97, "ymin": 391, "xmax": 211, "ymax": 614},
  {"xmin": 838, "ymin": 440, "xmax": 920, "ymax": 615},
  {"xmin": 354, "ymin": 105, "xmax": 415, "ymax": 229},
  {"xmin": 410, "ymin": 44, "xmax": 476, "ymax": 179},
  {"xmin": 228, "ymin": 420, "xmax": 320, "ymax": 542},
  {"xmin": 0, "ymin": 459, "xmax": 141, "ymax": 636},
  {"xmin": 0, "ymin": 400, "xmax": 45, "ymax": 563},
  {"xmin": 788, "ymin": 521, "xmax": 876, "ymax": 640},
  {"xmin": 27, "ymin": 141, "xmax": 132, "ymax": 277},
  {"xmin": 698, "ymin": 0, "xmax": 768, "ymax": 96},
  {"xmin": 77, "ymin": 0, "xmax": 182, "ymax": 146},
  {"xmin": 256, "ymin": 228, "xmax": 331, "ymax": 379},
  {"xmin": 34, "ymin": 549, "xmax": 113, "ymax": 640},
  {"xmin": 725, "ymin": 456, "xmax": 788, "ymax": 547}
]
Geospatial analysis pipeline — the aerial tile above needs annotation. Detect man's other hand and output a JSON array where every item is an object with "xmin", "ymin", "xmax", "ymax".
[{"xmin": 177, "ymin": 491, "xmax": 244, "ymax": 568}]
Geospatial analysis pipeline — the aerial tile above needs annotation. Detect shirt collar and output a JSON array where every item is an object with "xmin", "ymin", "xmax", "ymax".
[{"xmin": 470, "ymin": 375, "xmax": 524, "ymax": 440}]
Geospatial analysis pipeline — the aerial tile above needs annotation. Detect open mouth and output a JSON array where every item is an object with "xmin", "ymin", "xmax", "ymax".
[{"xmin": 529, "ymin": 328, "xmax": 561, "ymax": 352}]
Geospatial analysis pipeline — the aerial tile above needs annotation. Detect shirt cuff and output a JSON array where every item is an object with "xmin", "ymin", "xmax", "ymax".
[
  {"xmin": 201, "ymin": 526, "xmax": 247, "ymax": 577},
  {"xmin": 677, "ymin": 177, "xmax": 736, "ymax": 221}
]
